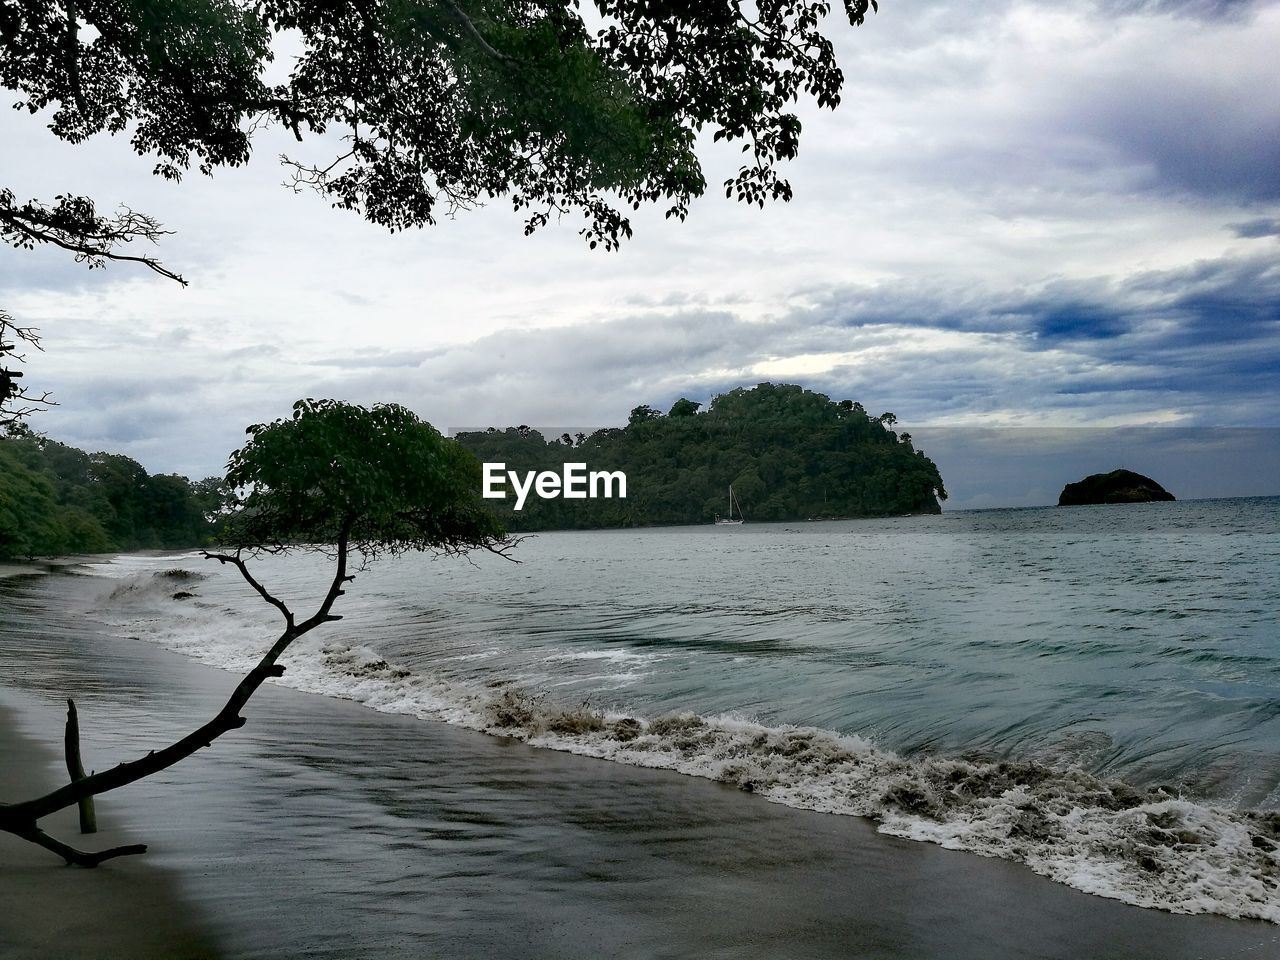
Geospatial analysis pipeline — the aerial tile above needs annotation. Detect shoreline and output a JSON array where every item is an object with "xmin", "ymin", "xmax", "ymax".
[
  {"xmin": 2, "ymin": 570, "xmax": 1278, "ymax": 958},
  {"xmin": 0, "ymin": 553, "xmax": 126, "ymax": 581},
  {"xmin": 0, "ymin": 690, "xmax": 221, "ymax": 960},
  {"xmin": 0, "ymin": 549, "xmax": 202, "ymax": 581}
]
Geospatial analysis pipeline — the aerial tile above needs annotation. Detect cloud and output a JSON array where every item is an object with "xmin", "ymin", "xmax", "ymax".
[
  {"xmin": 1231, "ymin": 217, "xmax": 1280, "ymax": 239},
  {"xmin": 22, "ymin": 244, "xmax": 1278, "ymax": 483},
  {"xmin": 3, "ymin": 1, "xmax": 1278, "ymax": 504},
  {"xmin": 1099, "ymin": 0, "xmax": 1259, "ymax": 19},
  {"xmin": 833, "ymin": 1, "xmax": 1280, "ymax": 209}
]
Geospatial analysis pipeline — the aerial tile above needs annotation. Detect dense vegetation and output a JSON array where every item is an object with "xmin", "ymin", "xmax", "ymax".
[
  {"xmin": 455, "ymin": 383, "xmax": 947, "ymax": 530},
  {"xmin": 1, "ymin": 383, "xmax": 949, "ymax": 556},
  {"xmin": 0, "ymin": 426, "xmax": 225, "ymax": 558}
]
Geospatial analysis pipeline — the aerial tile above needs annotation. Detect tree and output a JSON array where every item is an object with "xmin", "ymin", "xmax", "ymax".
[
  {"xmin": 457, "ymin": 382, "xmax": 947, "ymax": 528},
  {"xmin": 0, "ymin": 399, "xmax": 517, "ymax": 865},
  {"xmin": 628, "ymin": 403, "xmax": 662, "ymax": 424},
  {"xmin": 0, "ymin": 1, "xmax": 880, "ymax": 424}
]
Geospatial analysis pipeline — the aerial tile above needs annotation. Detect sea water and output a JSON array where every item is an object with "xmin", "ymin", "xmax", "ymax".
[{"xmin": 69, "ymin": 497, "xmax": 1280, "ymax": 921}]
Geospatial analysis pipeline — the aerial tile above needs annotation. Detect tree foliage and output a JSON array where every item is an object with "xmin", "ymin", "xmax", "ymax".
[
  {"xmin": 0, "ymin": 1, "xmax": 880, "ymax": 426},
  {"xmin": 456, "ymin": 382, "xmax": 947, "ymax": 529},
  {"xmin": 2, "ymin": 1, "xmax": 880, "ymax": 255},
  {"xmin": 221, "ymin": 398, "xmax": 508, "ymax": 559},
  {"xmin": 0, "ymin": 424, "xmax": 222, "ymax": 558}
]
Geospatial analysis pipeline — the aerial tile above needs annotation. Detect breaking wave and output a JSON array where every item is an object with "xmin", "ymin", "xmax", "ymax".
[{"xmin": 90, "ymin": 568, "xmax": 1280, "ymax": 924}]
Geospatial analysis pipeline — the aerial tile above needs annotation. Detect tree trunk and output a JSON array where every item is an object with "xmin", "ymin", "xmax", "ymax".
[{"xmin": 63, "ymin": 699, "xmax": 96, "ymax": 834}]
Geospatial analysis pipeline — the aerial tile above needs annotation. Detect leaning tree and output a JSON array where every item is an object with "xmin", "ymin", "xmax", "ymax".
[
  {"xmin": 0, "ymin": 0, "xmax": 879, "ymax": 423},
  {"xmin": 0, "ymin": 398, "xmax": 517, "ymax": 865}
]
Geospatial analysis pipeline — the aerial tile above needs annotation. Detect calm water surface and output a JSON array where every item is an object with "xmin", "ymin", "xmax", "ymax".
[{"xmin": 111, "ymin": 497, "xmax": 1280, "ymax": 807}]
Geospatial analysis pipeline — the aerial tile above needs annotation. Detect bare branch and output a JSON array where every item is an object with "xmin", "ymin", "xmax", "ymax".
[
  {"xmin": 15, "ymin": 825, "xmax": 146, "ymax": 868},
  {"xmin": 201, "ymin": 549, "xmax": 295, "ymax": 630},
  {"xmin": 64, "ymin": 699, "xmax": 96, "ymax": 835},
  {"xmin": 1, "ymin": 309, "xmax": 56, "ymax": 428},
  {"xmin": 484, "ymin": 535, "xmax": 526, "ymax": 562}
]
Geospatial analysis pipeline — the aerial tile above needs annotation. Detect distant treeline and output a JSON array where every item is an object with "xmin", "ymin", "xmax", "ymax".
[
  {"xmin": 0, "ymin": 425, "xmax": 226, "ymax": 559},
  {"xmin": 456, "ymin": 383, "xmax": 948, "ymax": 530}
]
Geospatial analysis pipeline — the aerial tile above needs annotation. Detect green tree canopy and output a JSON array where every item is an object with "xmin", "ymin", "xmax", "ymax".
[
  {"xmin": 1, "ymin": 0, "xmax": 880, "ymax": 269},
  {"xmin": 222, "ymin": 398, "xmax": 508, "ymax": 559},
  {"xmin": 457, "ymin": 382, "xmax": 947, "ymax": 529},
  {"xmin": 0, "ymin": 423, "xmax": 214, "ymax": 558}
]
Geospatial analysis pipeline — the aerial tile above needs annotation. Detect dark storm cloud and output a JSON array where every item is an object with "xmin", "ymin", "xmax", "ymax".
[
  {"xmin": 1231, "ymin": 217, "xmax": 1280, "ymax": 239},
  {"xmin": 1099, "ymin": 0, "xmax": 1259, "ymax": 18}
]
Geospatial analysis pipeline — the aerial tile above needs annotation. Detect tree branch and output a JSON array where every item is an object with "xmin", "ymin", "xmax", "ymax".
[
  {"xmin": 15, "ymin": 825, "xmax": 146, "ymax": 868},
  {"xmin": 1, "ymin": 309, "xmax": 56, "ymax": 427},
  {"xmin": 63, "ymin": 1, "xmax": 89, "ymax": 121},
  {"xmin": 439, "ymin": 0, "xmax": 513, "ymax": 64},
  {"xmin": 0, "ymin": 539, "xmax": 357, "ymax": 841},
  {"xmin": 201, "ymin": 549, "xmax": 295, "ymax": 629},
  {"xmin": 0, "ymin": 191, "xmax": 186, "ymax": 286},
  {"xmin": 64, "ymin": 699, "xmax": 96, "ymax": 834}
]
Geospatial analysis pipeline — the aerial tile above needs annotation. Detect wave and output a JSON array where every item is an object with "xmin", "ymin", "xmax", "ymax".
[
  {"xmin": 103, "ymin": 567, "xmax": 208, "ymax": 603},
  {"xmin": 90, "ymin": 568, "xmax": 1280, "ymax": 924}
]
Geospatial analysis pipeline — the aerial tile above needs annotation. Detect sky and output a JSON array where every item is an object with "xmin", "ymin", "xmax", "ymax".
[{"xmin": 2, "ymin": 0, "xmax": 1278, "ymax": 509}]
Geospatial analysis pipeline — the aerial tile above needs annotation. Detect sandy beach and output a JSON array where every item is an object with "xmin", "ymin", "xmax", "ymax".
[
  {"xmin": 0, "ymin": 697, "xmax": 221, "ymax": 959},
  {"xmin": 2, "ymin": 569, "xmax": 1279, "ymax": 959}
]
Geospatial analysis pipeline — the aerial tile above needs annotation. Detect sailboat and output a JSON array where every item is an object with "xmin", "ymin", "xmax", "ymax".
[{"xmin": 714, "ymin": 485, "xmax": 745, "ymax": 525}]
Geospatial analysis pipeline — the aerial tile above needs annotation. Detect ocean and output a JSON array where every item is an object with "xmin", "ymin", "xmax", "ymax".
[{"xmin": 6, "ymin": 496, "xmax": 1280, "ymax": 931}]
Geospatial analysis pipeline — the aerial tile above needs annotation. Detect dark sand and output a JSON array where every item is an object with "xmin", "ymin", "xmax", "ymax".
[
  {"xmin": 2, "ymin": 571, "xmax": 1278, "ymax": 959},
  {"xmin": 0, "ymin": 698, "xmax": 221, "ymax": 959}
]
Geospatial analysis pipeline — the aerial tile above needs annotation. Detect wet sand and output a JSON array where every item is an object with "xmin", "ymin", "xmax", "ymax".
[
  {"xmin": 2, "ymin": 571, "xmax": 1278, "ymax": 959},
  {"xmin": 0, "ymin": 698, "xmax": 220, "ymax": 959},
  {"xmin": 0, "ymin": 554, "xmax": 115, "ymax": 580}
]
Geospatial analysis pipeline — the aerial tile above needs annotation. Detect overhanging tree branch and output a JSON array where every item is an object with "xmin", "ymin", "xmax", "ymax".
[
  {"xmin": 0, "ymin": 191, "xmax": 186, "ymax": 286},
  {"xmin": 202, "ymin": 549, "xmax": 296, "ymax": 630}
]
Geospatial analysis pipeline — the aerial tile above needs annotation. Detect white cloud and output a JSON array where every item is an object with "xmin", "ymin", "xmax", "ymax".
[{"xmin": 2, "ymin": 1, "xmax": 1278, "ymax": 499}]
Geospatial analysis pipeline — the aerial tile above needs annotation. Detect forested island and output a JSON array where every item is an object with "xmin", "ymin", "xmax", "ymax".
[
  {"xmin": 0, "ymin": 425, "xmax": 224, "ymax": 558},
  {"xmin": 456, "ymin": 383, "xmax": 947, "ymax": 530}
]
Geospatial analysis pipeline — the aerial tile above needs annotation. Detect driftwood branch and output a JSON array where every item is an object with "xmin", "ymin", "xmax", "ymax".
[
  {"xmin": 0, "ymin": 525, "xmax": 353, "ymax": 864},
  {"xmin": 63, "ymin": 699, "xmax": 96, "ymax": 834},
  {"xmin": 16, "ymin": 825, "xmax": 146, "ymax": 868}
]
